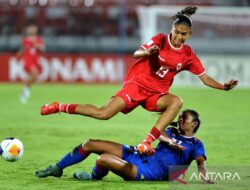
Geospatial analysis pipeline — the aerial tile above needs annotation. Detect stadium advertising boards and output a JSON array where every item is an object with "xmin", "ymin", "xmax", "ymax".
[{"xmin": 0, "ymin": 54, "xmax": 249, "ymax": 87}]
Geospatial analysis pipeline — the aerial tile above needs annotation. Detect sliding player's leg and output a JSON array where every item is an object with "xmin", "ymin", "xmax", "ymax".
[
  {"xmin": 35, "ymin": 139, "xmax": 123, "ymax": 178},
  {"xmin": 73, "ymin": 153, "xmax": 137, "ymax": 181},
  {"xmin": 40, "ymin": 96, "xmax": 126, "ymax": 120}
]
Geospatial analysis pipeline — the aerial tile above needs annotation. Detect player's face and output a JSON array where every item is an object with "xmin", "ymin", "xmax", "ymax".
[
  {"xmin": 170, "ymin": 24, "xmax": 192, "ymax": 48},
  {"xmin": 178, "ymin": 112, "xmax": 196, "ymax": 134},
  {"xmin": 27, "ymin": 25, "xmax": 38, "ymax": 36}
]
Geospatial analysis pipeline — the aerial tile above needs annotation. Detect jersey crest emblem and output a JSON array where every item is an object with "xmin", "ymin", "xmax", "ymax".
[
  {"xmin": 140, "ymin": 174, "xmax": 145, "ymax": 180},
  {"xmin": 176, "ymin": 63, "xmax": 182, "ymax": 71}
]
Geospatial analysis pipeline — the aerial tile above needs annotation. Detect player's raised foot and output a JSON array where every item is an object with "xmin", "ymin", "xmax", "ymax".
[
  {"xmin": 35, "ymin": 165, "xmax": 63, "ymax": 178},
  {"xmin": 73, "ymin": 171, "xmax": 93, "ymax": 180},
  {"xmin": 137, "ymin": 141, "xmax": 155, "ymax": 156},
  {"xmin": 40, "ymin": 102, "xmax": 59, "ymax": 115}
]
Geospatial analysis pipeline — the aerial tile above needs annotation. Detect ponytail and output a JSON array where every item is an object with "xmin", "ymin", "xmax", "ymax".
[
  {"xmin": 170, "ymin": 122, "xmax": 178, "ymax": 127},
  {"xmin": 172, "ymin": 6, "xmax": 197, "ymax": 28}
]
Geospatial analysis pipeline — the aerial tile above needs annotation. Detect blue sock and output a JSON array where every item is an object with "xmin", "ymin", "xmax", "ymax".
[
  {"xmin": 91, "ymin": 163, "xmax": 109, "ymax": 180},
  {"xmin": 56, "ymin": 144, "xmax": 89, "ymax": 169}
]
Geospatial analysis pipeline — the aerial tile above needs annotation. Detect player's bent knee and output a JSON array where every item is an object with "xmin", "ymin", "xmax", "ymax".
[
  {"xmin": 83, "ymin": 139, "xmax": 96, "ymax": 150},
  {"xmin": 97, "ymin": 112, "xmax": 113, "ymax": 120},
  {"xmin": 96, "ymin": 154, "xmax": 110, "ymax": 166},
  {"xmin": 178, "ymin": 97, "xmax": 184, "ymax": 107},
  {"xmin": 172, "ymin": 96, "xmax": 183, "ymax": 109}
]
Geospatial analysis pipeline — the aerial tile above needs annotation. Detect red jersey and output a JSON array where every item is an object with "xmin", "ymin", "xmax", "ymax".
[
  {"xmin": 22, "ymin": 36, "xmax": 44, "ymax": 64},
  {"xmin": 124, "ymin": 33, "xmax": 205, "ymax": 93}
]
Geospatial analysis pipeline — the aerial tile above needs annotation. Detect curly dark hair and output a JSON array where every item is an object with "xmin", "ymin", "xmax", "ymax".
[
  {"xmin": 170, "ymin": 109, "xmax": 201, "ymax": 134},
  {"xmin": 184, "ymin": 109, "xmax": 201, "ymax": 133}
]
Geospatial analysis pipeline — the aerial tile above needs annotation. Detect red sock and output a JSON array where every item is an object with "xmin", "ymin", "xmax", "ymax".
[
  {"xmin": 144, "ymin": 126, "xmax": 161, "ymax": 144},
  {"xmin": 59, "ymin": 104, "xmax": 78, "ymax": 114},
  {"xmin": 77, "ymin": 145, "xmax": 90, "ymax": 156}
]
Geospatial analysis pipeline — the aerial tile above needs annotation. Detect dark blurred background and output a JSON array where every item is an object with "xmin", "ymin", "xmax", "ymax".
[{"xmin": 0, "ymin": 0, "xmax": 249, "ymax": 54}]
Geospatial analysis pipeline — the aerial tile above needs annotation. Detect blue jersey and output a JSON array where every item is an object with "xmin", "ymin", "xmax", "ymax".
[
  {"xmin": 154, "ymin": 128, "xmax": 206, "ymax": 179},
  {"xmin": 122, "ymin": 128, "xmax": 206, "ymax": 181}
]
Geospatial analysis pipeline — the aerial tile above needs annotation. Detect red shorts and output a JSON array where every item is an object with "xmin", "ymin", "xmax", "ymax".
[
  {"xmin": 115, "ymin": 82, "xmax": 167, "ymax": 114},
  {"xmin": 24, "ymin": 62, "xmax": 41, "ymax": 74}
]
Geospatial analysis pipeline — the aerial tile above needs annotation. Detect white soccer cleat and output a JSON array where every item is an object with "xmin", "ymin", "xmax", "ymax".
[{"xmin": 19, "ymin": 94, "xmax": 28, "ymax": 104}]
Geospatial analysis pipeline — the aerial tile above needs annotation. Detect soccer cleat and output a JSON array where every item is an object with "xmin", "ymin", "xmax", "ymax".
[
  {"xmin": 40, "ymin": 102, "xmax": 59, "ymax": 115},
  {"xmin": 19, "ymin": 94, "xmax": 28, "ymax": 104},
  {"xmin": 35, "ymin": 165, "xmax": 63, "ymax": 178},
  {"xmin": 73, "ymin": 171, "xmax": 93, "ymax": 180},
  {"xmin": 23, "ymin": 87, "xmax": 31, "ymax": 98},
  {"xmin": 137, "ymin": 141, "xmax": 155, "ymax": 156}
]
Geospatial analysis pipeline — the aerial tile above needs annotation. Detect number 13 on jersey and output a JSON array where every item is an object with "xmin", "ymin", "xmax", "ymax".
[{"xmin": 155, "ymin": 66, "xmax": 169, "ymax": 78}]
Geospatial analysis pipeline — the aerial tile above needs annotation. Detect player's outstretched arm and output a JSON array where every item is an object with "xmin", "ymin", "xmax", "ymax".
[
  {"xmin": 159, "ymin": 132, "xmax": 185, "ymax": 151},
  {"xmin": 196, "ymin": 156, "xmax": 215, "ymax": 184},
  {"xmin": 199, "ymin": 73, "xmax": 238, "ymax": 91},
  {"xmin": 133, "ymin": 45, "xmax": 159, "ymax": 58}
]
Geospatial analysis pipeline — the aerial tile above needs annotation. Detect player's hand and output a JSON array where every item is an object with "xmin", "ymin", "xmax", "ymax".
[
  {"xmin": 137, "ymin": 141, "xmax": 155, "ymax": 156},
  {"xmin": 168, "ymin": 139, "xmax": 185, "ymax": 151},
  {"xmin": 145, "ymin": 45, "xmax": 159, "ymax": 56},
  {"xmin": 224, "ymin": 79, "xmax": 238, "ymax": 91}
]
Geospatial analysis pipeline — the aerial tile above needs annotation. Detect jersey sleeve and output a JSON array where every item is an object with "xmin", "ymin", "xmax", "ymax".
[
  {"xmin": 194, "ymin": 140, "xmax": 207, "ymax": 160},
  {"xmin": 164, "ymin": 128, "xmax": 174, "ymax": 138},
  {"xmin": 186, "ymin": 50, "xmax": 206, "ymax": 76},
  {"xmin": 140, "ymin": 33, "xmax": 164, "ymax": 50}
]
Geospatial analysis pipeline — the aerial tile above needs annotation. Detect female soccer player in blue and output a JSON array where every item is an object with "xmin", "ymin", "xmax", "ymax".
[{"xmin": 35, "ymin": 109, "xmax": 213, "ymax": 183}]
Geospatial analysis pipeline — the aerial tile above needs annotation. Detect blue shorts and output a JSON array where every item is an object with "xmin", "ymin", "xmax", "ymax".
[{"xmin": 122, "ymin": 145, "xmax": 165, "ymax": 181}]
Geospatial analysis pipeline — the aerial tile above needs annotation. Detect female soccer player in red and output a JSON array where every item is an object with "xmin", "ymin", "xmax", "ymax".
[
  {"xmin": 41, "ymin": 6, "xmax": 238, "ymax": 155},
  {"xmin": 18, "ymin": 24, "xmax": 45, "ymax": 103}
]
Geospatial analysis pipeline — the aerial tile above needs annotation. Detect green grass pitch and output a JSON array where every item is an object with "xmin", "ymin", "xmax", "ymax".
[{"xmin": 0, "ymin": 83, "xmax": 249, "ymax": 190}]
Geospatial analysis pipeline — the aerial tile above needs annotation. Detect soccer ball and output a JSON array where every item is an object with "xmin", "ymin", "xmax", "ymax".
[{"xmin": 0, "ymin": 138, "xmax": 24, "ymax": 162}]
